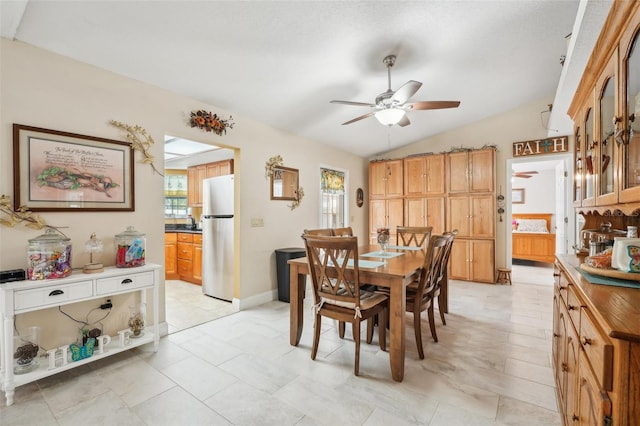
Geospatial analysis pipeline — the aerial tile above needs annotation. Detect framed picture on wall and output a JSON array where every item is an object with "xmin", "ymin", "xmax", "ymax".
[
  {"xmin": 512, "ymin": 188, "xmax": 525, "ymax": 204},
  {"xmin": 13, "ymin": 124, "xmax": 135, "ymax": 211}
]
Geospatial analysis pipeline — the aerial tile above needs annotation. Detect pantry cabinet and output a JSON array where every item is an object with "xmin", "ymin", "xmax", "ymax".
[
  {"xmin": 403, "ymin": 155, "xmax": 445, "ymax": 195},
  {"xmin": 369, "ymin": 198, "xmax": 403, "ymax": 243},
  {"xmin": 448, "ymin": 239, "xmax": 494, "ymax": 283},
  {"xmin": 446, "ymin": 149, "xmax": 494, "ymax": 194},
  {"xmin": 404, "ymin": 197, "xmax": 445, "ymax": 235},
  {"xmin": 446, "ymin": 194, "xmax": 494, "ymax": 239},
  {"xmin": 369, "ymin": 160, "xmax": 403, "ymax": 199}
]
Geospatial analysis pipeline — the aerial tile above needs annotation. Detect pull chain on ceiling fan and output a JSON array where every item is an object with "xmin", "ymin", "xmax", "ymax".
[{"xmin": 330, "ymin": 54, "xmax": 460, "ymax": 127}]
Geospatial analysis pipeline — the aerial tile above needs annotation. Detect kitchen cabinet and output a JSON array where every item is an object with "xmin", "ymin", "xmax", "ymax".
[
  {"xmin": 553, "ymin": 256, "xmax": 640, "ymax": 425},
  {"xmin": 177, "ymin": 233, "xmax": 195, "ymax": 284},
  {"xmin": 0, "ymin": 264, "xmax": 161, "ymax": 406},
  {"xmin": 446, "ymin": 149, "xmax": 494, "ymax": 194},
  {"xmin": 403, "ymin": 154, "xmax": 445, "ymax": 196},
  {"xmin": 369, "ymin": 160, "xmax": 403, "ymax": 199},
  {"xmin": 187, "ymin": 159, "xmax": 234, "ymax": 207},
  {"xmin": 192, "ymin": 234, "xmax": 202, "ymax": 284},
  {"xmin": 164, "ymin": 232, "xmax": 178, "ymax": 280},
  {"xmin": 448, "ymin": 239, "xmax": 494, "ymax": 283},
  {"xmin": 595, "ymin": 54, "xmax": 618, "ymax": 207},
  {"xmin": 369, "ymin": 198, "xmax": 403, "ymax": 243},
  {"xmin": 404, "ymin": 197, "xmax": 445, "ymax": 235}
]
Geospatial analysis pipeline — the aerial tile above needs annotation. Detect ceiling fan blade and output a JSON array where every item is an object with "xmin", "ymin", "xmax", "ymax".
[
  {"xmin": 341, "ymin": 111, "xmax": 377, "ymax": 125},
  {"xmin": 390, "ymin": 80, "xmax": 422, "ymax": 104},
  {"xmin": 397, "ymin": 114, "xmax": 411, "ymax": 127},
  {"xmin": 330, "ymin": 100, "xmax": 377, "ymax": 108},
  {"xmin": 513, "ymin": 174, "xmax": 532, "ymax": 178},
  {"xmin": 406, "ymin": 101, "xmax": 461, "ymax": 110}
]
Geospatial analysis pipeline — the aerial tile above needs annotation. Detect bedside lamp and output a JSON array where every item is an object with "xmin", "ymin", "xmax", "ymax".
[{"xmin": 83, "ymin": 233, "xmax": 104, "ymax": 274}]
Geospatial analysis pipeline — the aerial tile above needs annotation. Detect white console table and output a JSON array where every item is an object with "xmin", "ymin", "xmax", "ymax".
[{"xmin": 0, "ymin": 264, "xmax": 161, "ymax": 406}]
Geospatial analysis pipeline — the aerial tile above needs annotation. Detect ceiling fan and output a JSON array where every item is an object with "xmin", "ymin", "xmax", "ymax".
[
  {"xmin": 330, "ymin": 54, "xmax": 460, "ymax": 127},
  {"xmin": 512, "ymin": 171, "xmax": 539, "ymax": 179}
]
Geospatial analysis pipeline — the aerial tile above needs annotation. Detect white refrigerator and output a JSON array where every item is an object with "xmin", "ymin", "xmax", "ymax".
[{"xmin": 201, "ymin": 175, "xmax": 234, "ymax": 301}]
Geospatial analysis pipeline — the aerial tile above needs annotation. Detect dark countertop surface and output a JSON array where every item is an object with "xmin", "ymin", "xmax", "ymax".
[{"xmin": 165, "ymin": 226, "xmax": 202, "ymax": 234}]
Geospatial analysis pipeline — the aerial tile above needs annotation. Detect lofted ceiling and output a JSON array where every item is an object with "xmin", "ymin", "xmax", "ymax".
[{"xmin": 1, "ymin": 1, "xmax": 609, "ymax": 158}]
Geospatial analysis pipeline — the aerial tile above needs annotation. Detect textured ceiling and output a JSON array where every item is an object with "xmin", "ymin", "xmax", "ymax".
[{"xmin": 2, "ymin": 0, "xmax": 605, "ymax": 158}]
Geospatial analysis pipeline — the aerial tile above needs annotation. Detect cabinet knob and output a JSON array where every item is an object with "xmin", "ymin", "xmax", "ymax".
[
  {"xmin": 572, "ymin": 414, "xmax": 579, "ymax": 422},
  {"xmin": 553, "ymin": 333, "xmax": 560, "ymax": 338},
  {"xmin": 581, "ymin": 336, "xmax": 592, "ymax": 346},
  {"xmin": 568, "ymin": 304, "xmax": 576, "ymax": 311},
  {"xmin": 561, "ymin": 362, "xmax": 568, "ymax": 372},
  {"xmin": 559, "ymin": 285, "xmax": 567, "ymax": 291},
  {"xmin": 553, "ymin": 273, "xmax": 560, "ymax": 277}
]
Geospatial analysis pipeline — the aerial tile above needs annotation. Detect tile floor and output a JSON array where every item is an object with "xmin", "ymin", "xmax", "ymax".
[{"xmin": 1, "ymin": 262, "xmax": 561, "ymax": 425}]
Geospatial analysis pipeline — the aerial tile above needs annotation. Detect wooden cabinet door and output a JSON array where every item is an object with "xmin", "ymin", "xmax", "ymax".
[
  {"xmin": 369, "ymin": 199, "xmax": 387, "ymax": 233},
  {"xmin": 405, "ymin": 197, "xmax": 445, "ymax": 235},
  {"xmin": 404, "ymin": 157, "xmax": 426, "ymax": 196},
  {"xmin": 447, "ymin": 196, "xmax": 470, "ymax": 237},
  {"xmin": 447, "ymin": 151, "xmax": 469, "ymax": 193},
  {"xmin": 164, "ymin": 233, "xmax": 178, "ymax": 280},
  {"xmin": 369, "ymin": 162, "xmax": 388, "ymax": 198},
  {"xmin": 470, "ymin": 195, "xmax": 495, "ymax": 238},
  {"xmin": 387, "ymin": 198, "xmax": 404, "ymax": 234},
  {"xmin": 565, "ymin": 325, "xmax": 580, "ymax": 425},
  {"xmin": 405, "ymin": 198, "xmax": 425, "ymax": 226},
  {"xmin": 425, "ymin": 154, "xmax": 445, "ymax": 194},
  {"xmin": 469, "ymin": 149, "xmax": 494, "ymax": 193},
  {"xmin": 449, "ymin": 239, "xmax": 470, "ymax": 280},
  {"xmin": 577, "ymin": 351, "xmax": 612, "ymax": 426},
  {"xmin": 187, "ymin": 167, "xmax": 198, "ymax": 207},
  {"xmin": 219, "ymin": 159, "xmax": 233, "ymax": 175},
  {"xmin": 192, "ymin": 244, "xmax": 203, "ymax": 285},
  {"xmin": 470, "ymin": 240, "xmax": 494, "ymax": 283},
  {"xmin": 426, "ymin": 197, "xmax": 445, "ymax": 235},
  {"xmin": 196, "ymin": 165, "xmax": 206, "ymax": 205},
  {"xmin": 595, "ymin": 53, "xmax": 618, "ymax": 207},
  {"xmin": 386, "ymin": 160, "xmax": 404, "ymax": 197},
  {"xmin": 206, "ymin": 162, "xmax": 220, "ymax": 178}
]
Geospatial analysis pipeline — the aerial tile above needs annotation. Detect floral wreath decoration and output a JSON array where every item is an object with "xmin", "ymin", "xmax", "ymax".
[{"xmin": 190, "ymin": 110, "xmax": 234, "ymax": 136}]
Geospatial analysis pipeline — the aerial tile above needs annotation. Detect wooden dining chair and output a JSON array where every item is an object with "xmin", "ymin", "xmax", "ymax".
[
  {"xmin": 303, "ymin": 228, "xmax": 333, "ymax": 237},
  {"xmin": 433, "ymin": 230, "xmax": 457, "ymax": 325},
  {"xmin": 367, "ymin": 234, "xmax": 449, "ymax": 359},
  {"xmin": 304, "ymin": 235, "xmax": 388, "ymax": 375},
  {"xmin": 396, "ymin": 226, "xmax": 433, "ymax": 249},
  {"xmin": 331, "ymin": 227, "xmax": 353, "ymax": 237}
]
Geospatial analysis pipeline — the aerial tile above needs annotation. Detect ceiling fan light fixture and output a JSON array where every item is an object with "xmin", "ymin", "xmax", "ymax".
[{"xmin": 375, "ymin": 108, "xmax": 405, "ymax": 126}]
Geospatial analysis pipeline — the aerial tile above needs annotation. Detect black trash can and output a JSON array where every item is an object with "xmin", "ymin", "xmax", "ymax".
[{"xmin": 275, "ymin": 247, "xmax": 306, "ymax": 303}]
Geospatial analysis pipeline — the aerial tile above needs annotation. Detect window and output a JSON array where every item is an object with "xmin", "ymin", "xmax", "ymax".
[{"xmin": 320, "ymin": 167, "xmax": 347, "ymax": 228}]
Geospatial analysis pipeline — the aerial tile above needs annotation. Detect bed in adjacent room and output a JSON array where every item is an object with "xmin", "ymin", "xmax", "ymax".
[{"xmin": 512, "ymin": 213, "xmax": 556, "ymax": 263}]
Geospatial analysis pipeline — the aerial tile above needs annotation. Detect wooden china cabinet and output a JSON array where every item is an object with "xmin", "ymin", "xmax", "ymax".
[
  {"xmin": 369, "ymin": 159, "xmax": 404, "ymax": 243},
  {"xmin": 556, "ymin": 2, "xmax": 640, "ymax": 425}
]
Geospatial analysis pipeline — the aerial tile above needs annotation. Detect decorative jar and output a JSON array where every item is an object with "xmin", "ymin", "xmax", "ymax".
[
  {"xmin": 14, "ymin": 326, "xmax": 40, "ymax": 374},
  {"xmin": 27, "ymin": 229, "xmax": 72, "ymax": 280},
  {"xmin": 128, "ymin": 303, "xmax": 146, "ymax": 337},
  {"xmin": 115, "ymin": 226, "xmax": 145, "ymax": 268}
]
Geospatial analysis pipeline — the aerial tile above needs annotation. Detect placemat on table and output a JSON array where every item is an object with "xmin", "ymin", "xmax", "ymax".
[
  {"xmin": 347, "ymin": 259, "xmax": 385, "ymax": 269},
  {"xmin": 361, "ymin": 251, "xmax": 403, "ymax": 259},
  {"xmin": 575, "ymin": 266, "xmax": 640, "ymax": 289},
  {"xmin": 386, "ymin": 245, "xmax": 422, "ymax": 251}
]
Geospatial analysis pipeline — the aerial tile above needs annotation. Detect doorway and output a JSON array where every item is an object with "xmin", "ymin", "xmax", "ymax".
[
  {"xmin": 164, "ymin": 135, "xmax": 238, "ymax": 333},
  {"xmin": 506, "ymin": 153, "xmax": 573, "ymax": 269}
]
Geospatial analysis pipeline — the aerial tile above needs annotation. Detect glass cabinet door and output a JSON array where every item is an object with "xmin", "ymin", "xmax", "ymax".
[
  {"xmin": 584, "ymin": 104, "xmax": 595, "ymax": 205},
  {"xmin": 573, "ymin": 124, "xmax": 583, "ymax": 206},
  {"xmin": 596, "ymin": 54, "xmax": 617, "ymax": 206},
  {"xmin": 621, "ymin": 24, "xmax": 640, "ymax": 201}
]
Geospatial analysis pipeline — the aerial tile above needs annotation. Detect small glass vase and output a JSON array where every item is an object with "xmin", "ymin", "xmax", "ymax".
[
  {"xmin": 128, "ymin": 303, "xmax": 146, "ymax": 338},
  {"xmin": 14, "ymin": 326, "xmax": 40, "ymax": 374},
  {"xmin": 377, "ymin": 232, "xmax": 390, "ymax": 256}
]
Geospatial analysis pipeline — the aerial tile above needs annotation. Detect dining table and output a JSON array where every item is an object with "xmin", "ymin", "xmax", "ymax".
[{"xmin": 288, "ymin": 244, "xmax": 426, "ymax": 382}]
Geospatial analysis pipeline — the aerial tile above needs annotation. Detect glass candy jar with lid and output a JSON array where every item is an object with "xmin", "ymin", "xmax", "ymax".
[
  {"xmin": 115, "ymin": 226, "xmax": 146, "ymax": 268},
  {"xmin": 27, "ymin": 228, "xmax": 72, "ymax": 280}
]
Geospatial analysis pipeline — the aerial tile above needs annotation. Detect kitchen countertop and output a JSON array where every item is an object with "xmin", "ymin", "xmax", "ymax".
[{"xmin": 165, "ymin": 228, "xmax": 202, "ymax": 234}]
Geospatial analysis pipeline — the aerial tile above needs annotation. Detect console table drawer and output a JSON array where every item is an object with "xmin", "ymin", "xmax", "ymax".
[
  {"xmin": 15, "ymin": 281, "xmax": 93, "ymax": 311},
  {"xmin": 96, "ymin": 271, "xmax": 154, "ymax": 295}
]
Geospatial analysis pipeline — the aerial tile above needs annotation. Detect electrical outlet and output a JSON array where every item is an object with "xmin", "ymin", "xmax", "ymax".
[
  {"xmin": 100, "ymin": 299, "xmax": 112, "ymax": 310},
  {"xmin": 250, "ymin": 217, "xmax": 264, "ymax": 227}
]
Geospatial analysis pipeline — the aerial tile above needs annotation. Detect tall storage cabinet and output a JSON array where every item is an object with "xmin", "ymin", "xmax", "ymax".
[{"xmin": 369, "ymin": 148, "xmax": 495, "ymax": 283}]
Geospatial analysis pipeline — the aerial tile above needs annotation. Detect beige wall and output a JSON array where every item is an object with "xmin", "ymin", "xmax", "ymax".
[
  {"xmin": 0, "ymin": 39, "xmax": 369, "ymax": 347},
  {"xmin": 377, "ymin": 95, "xmax": 572, "ymax": 269}
]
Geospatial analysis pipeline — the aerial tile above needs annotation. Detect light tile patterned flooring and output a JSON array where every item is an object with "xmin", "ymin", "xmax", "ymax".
[{"xmin": 1, "ymin": 263, "xmax": 561, "ymax": 425}]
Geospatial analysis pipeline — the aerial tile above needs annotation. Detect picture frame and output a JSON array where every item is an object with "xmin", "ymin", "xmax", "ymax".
[
  {"xmin": 13, "ymin": 124, "xmax": 135, "ymax": 211},
  {"xmin": 512, "ymin": 188, "xmax": 525, "ymax": 204}
]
